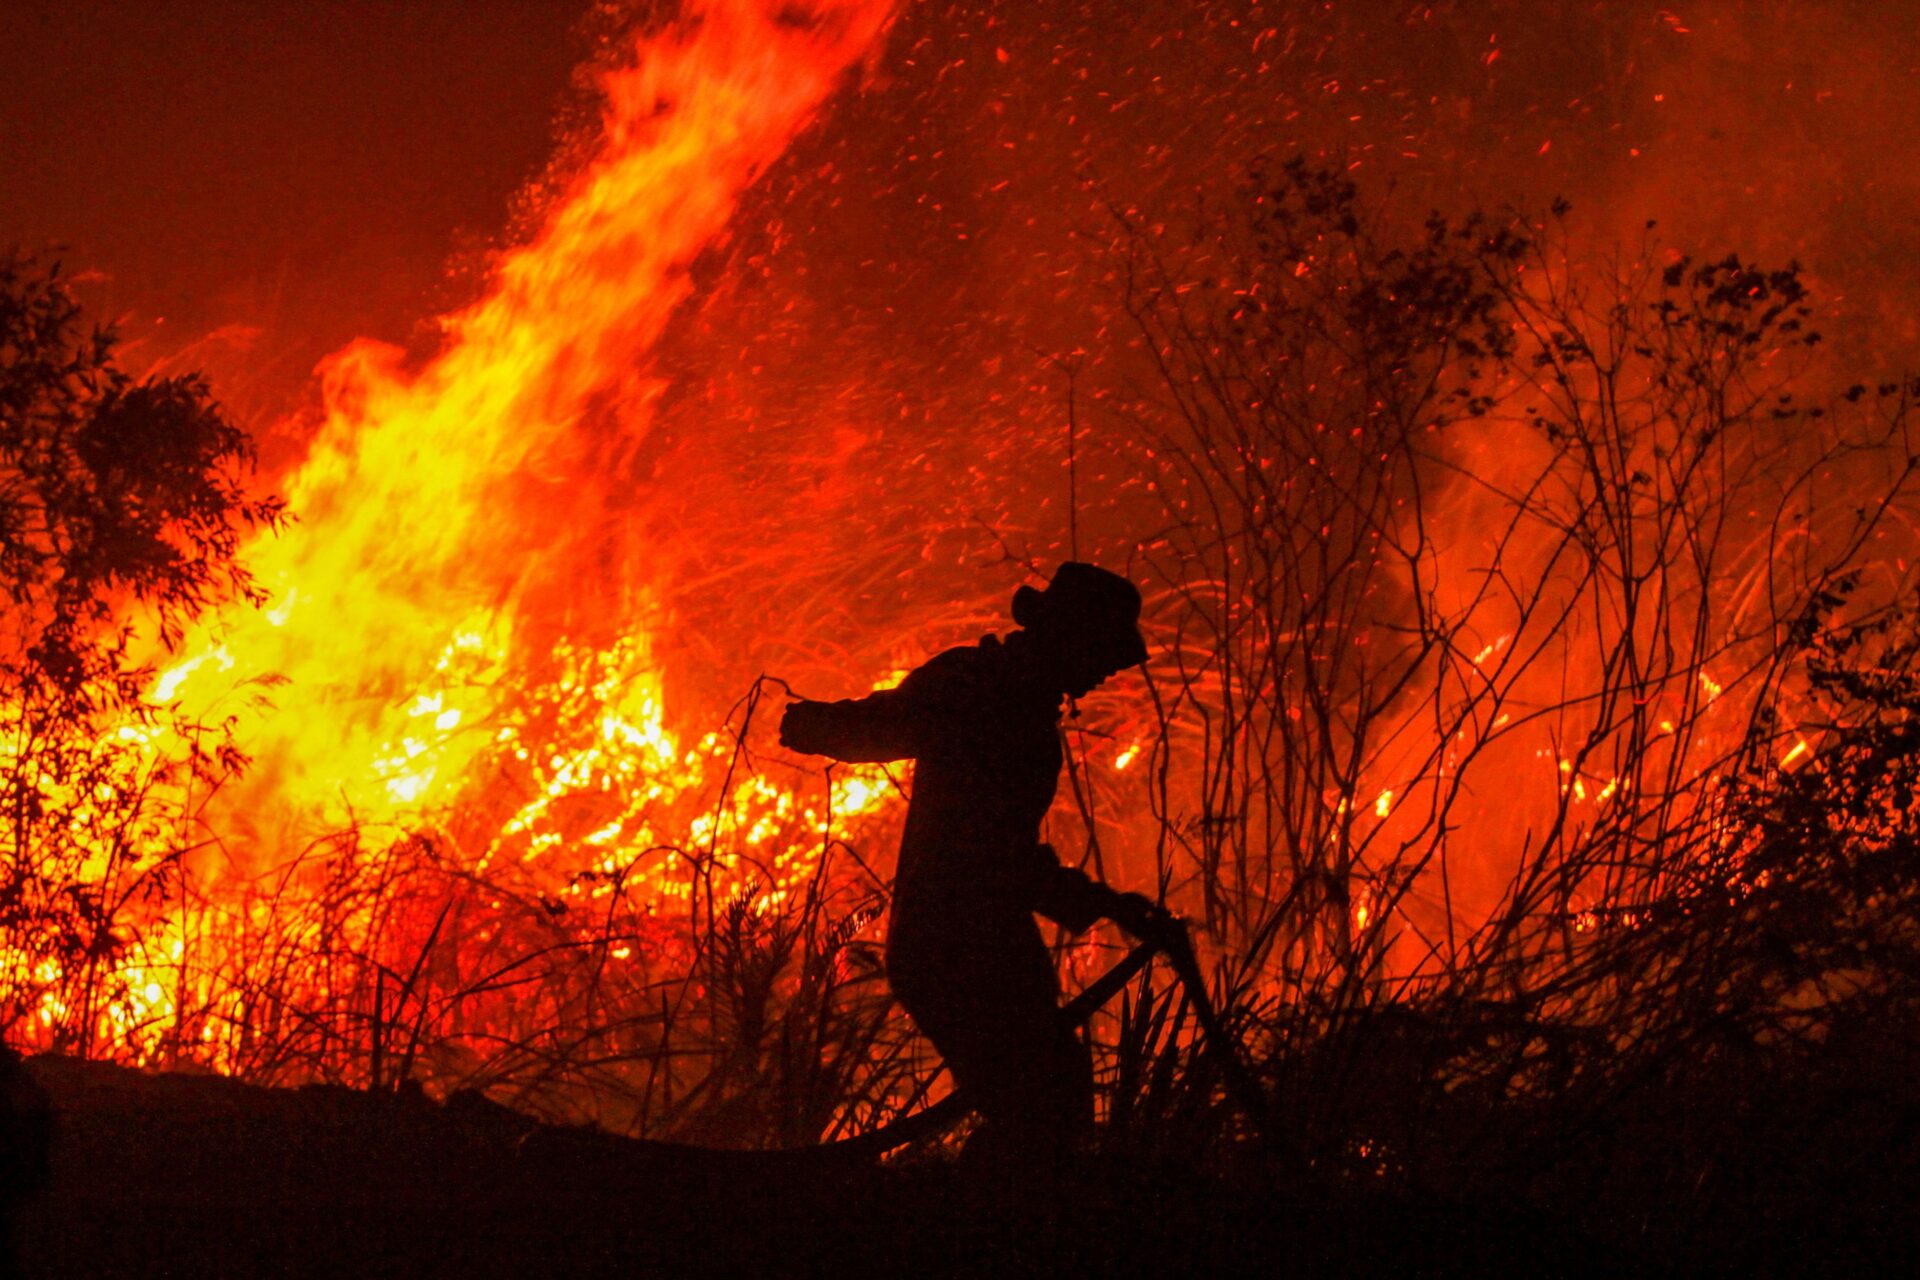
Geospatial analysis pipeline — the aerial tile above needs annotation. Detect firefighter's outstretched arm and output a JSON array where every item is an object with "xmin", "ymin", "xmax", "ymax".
[
  {"xmin": 781, "ymin": 648, "xmax": 972, "ymax": 763},
  {"xmin": 779, "ymin": 686, "xmax": 927, "ymax": 763}
]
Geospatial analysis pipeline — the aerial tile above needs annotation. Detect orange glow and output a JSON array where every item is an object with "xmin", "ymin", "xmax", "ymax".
[
  {"xmin": 33, "ymin": 0, "xmax": 902, "ymax": 1063},
  {"xmin": 10, "ymin": 0, "xmax": 1900, "ymax": 1111},
  {"xmin": 161, "ymin": 0, "xmax": 898, "ymax": 828}
]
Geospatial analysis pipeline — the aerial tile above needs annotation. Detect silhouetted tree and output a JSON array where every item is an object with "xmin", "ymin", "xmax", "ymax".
[
  {"xmin": 1095, "ymin": 164, "xmax": 1920, "ymax": 1213},
  {"xmin": 0, "ymin": 255, "xmax": 282, "ymax": 1052}
]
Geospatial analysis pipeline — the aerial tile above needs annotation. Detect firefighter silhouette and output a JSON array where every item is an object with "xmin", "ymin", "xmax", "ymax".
[{"xmin": 779, "ymin": 562, "xmax": 1158, "ymax": 1164}]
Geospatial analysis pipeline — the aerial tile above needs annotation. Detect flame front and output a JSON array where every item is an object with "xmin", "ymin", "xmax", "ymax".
[
  {"xmin": 24, "ymin": 0, "xmax": 903, "ymax": 1064},
  {"xmin": 178, "ymin": 0, "xmax": 895, "ymax": 828}
]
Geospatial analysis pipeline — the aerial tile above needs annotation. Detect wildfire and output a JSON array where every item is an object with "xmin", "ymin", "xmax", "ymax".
[
  {"xmin": 7, "ymin": 0, "xmax": 1902, "ymax": 1133},
  {"xmin": 162, "ymin": 0, "xmax": 897, "ymax": 827},
  {"xmin": 30, "ymin": 0, "xmax": 904, "ymax": 1063}
]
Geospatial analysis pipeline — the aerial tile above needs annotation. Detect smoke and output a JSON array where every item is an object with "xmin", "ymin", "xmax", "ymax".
[{"xmin": 632, "ymin": 2, "xmax": 1920, "ymax": 703}]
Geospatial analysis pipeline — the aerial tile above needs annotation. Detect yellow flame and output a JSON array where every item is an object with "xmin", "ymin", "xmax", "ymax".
[
  {"xmin": 159, "ymin": 1, "xmax": 900, "ymax": 835},
  {"xmin": 34, "ymin": 0, "xmax": 903, "ymax": 1062}
]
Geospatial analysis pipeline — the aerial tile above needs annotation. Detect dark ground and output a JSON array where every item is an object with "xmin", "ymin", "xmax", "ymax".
[{"xmin": 7, "ymin": 1055, "xmax": 1642, "ymax": 1279}]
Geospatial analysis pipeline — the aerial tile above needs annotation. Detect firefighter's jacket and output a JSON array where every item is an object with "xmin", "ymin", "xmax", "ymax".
[{"xmin": 780, "ymin": 633, "xmax": 1110, "ymax": 935}]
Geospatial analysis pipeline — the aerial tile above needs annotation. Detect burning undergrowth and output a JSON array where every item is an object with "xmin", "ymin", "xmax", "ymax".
[
  {"xmin": 4, "ymin": 0, "xmax": 919, "ymax": 1136},
  {"xmin": 4, "ymin": 0, "xmax": 1920, "ymax": 1265}
]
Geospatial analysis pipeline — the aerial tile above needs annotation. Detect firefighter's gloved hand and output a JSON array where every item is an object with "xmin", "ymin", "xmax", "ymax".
[
  {"xmin": 1106, "ymin": 891, "xmax": 1179, "ymax": 948},
  {"xmin": 779, "ymin": 699, "xmax": 826, "ymax": 753}
]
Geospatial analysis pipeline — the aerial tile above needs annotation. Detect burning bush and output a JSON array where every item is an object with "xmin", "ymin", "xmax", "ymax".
[
  {"xmin": 1073, "ymin": 162, "xmax": 1920, "ymax": 1262},
  {"xmin": 0, "ymin": 255, "xmax": 283, "ymax": 1052}
]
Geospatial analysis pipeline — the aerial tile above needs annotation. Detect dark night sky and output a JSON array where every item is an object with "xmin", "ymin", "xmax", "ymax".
[{"xmin": 0, "ymin": 0, "xmax": 588, "ymax": 433}]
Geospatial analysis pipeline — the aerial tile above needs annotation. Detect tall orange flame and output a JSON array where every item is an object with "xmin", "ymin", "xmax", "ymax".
[{"xmin": 161, "ymin": 0, "xmax": 898, "ymax": 836}]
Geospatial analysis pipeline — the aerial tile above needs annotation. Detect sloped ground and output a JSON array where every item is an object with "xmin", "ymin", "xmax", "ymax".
[
  {"xmin": 9, "ymin": 1056, "xmax": 1612, "ymax": 1279},
  {"xmin": 16, "ymin": 1055, "xmax": 873, "ymax": 1278}
]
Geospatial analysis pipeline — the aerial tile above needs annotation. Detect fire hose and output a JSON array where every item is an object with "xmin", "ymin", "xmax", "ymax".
[{"xmin": 819, "ymin": 913, "xmax": 1269, "ymax": 1162}]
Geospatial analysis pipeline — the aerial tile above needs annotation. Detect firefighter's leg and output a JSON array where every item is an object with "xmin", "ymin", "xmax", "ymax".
[
  {"xmin": 953, "ymin": 1000, "xmax": 1092, "ymax": 1174},
  {"xmin": 890, "ymin": 911, "xmax": 1093, "ymax": 1165}
]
